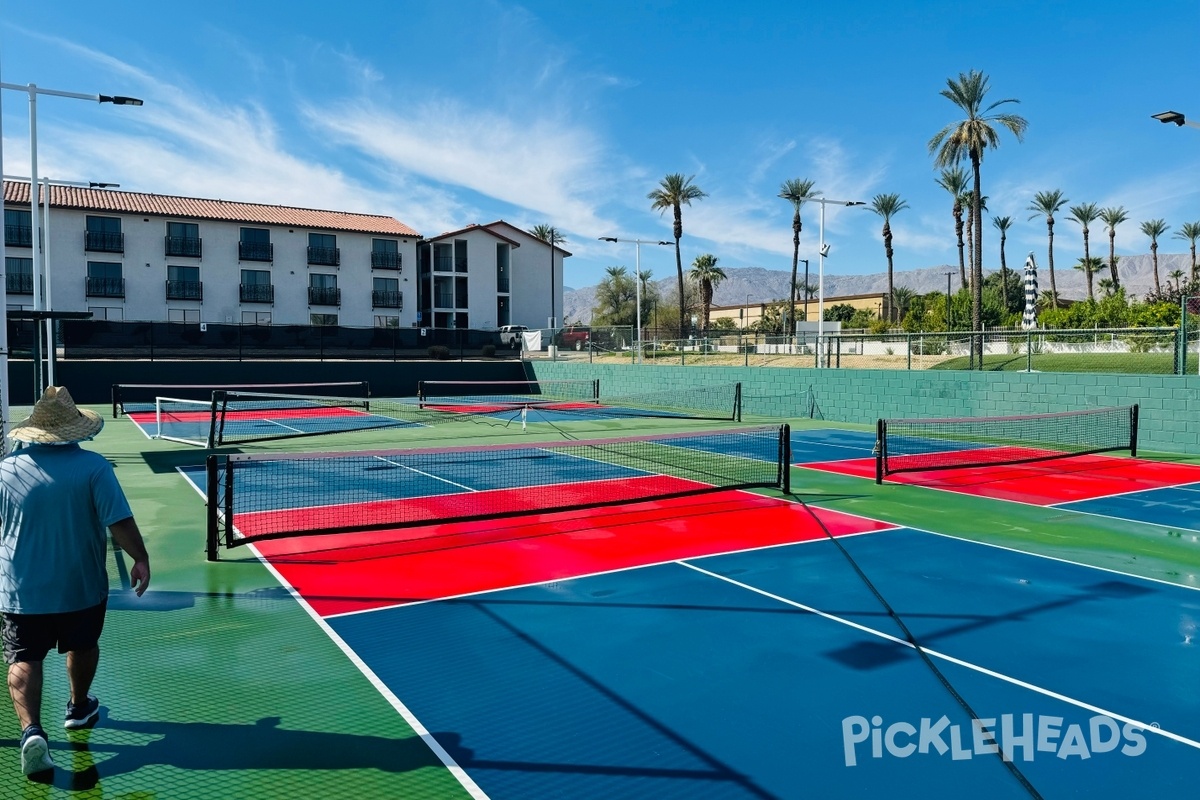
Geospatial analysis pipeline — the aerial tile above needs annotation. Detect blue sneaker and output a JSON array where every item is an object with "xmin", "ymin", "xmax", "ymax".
[
  {"xmin": 20, "ymin": 726, "xmax": 54, "ymax": 775},
  {"xmin": 64, "ymin": 694, "xmax": 99, "ymax": 730}
]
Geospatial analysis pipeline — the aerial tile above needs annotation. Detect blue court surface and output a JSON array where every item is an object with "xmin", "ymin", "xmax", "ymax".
[
  {"xmin": 1057, "ymin": 483, "xmax": 1200, "ymax": 532},
  {"xmin": 322, "ymin": 526, "xmax": 1200, "ymax": 798}
]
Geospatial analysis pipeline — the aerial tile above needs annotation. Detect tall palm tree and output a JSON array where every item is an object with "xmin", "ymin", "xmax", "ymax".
[
  {"xmin": 688, "ymin": 253, "xmax": 727, "ymax": 331},
  {"xmin": 528, "ymin": 224, "xmax": 566, "ymax": 327},
  {"xmin": 1067, "ymin": 203, "xmax": 1101, "ymax": 302},
  {"xmin": 869, "ymin": 193, "xmax": 909, "ymax": 322},
  {"xmin": 648, "ymin": 174, "xmax": 707, "ymax": 337},
  {"xmin": 1098, "ymin": 206, "xmax": 1129, "ymax": 289},
  {"xmin": 778, "ymin": 178, "xmax": 820, "ymax": 333},
  {"xmin": 1073, "ymin": 256, "xmax": 1104, "ymax": 302},
  {"xmin": 936, "ymin": 167, "xmax": 970, "ymax": 288},
  {"xmin": 959, "ymin": 192, "xmax": 988, "ymax": 283},
  {"xmin": 1027, "ymin": 190, "xmax": 1069, "ymax": 309},
  {"xmin": 1140, "ymin": 219, "xmax": 1170, "ymax": 294},
  {"xmin": 1173, "ymin": 221, "xmax": 1200, "ymax": 282},
  {"xmin": 992, "ymin": 215, "xmax": 1013, "ymax": 312},
  {"xmin": 929, "ymin": 69, "xmax": 1028, "ymax": 369}
]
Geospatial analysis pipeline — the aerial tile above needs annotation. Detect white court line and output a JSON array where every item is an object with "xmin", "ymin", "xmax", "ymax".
[{"xmin": 678, "ymin": 560, "xmax": 1200, "ymax": 752}]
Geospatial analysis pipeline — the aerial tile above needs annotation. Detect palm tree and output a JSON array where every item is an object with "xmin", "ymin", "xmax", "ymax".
[
  {"xmin": 648, "ymin": 174, "xmax": 707, "ymax": 338},
  {"xmin": 992, "ymin": 216, "xmax": 1013, "ymax": 312},
  {"xmin": 1067, "ymin": 203, "xmax": 1101, "ymax": 301},
  {"xmin": 1140, "ymin": 219, "xmax": 1170, "ymax": 294},
  {"xmin": 1027, "ymin": 190, "xmax": 1069, "ymax": 309},
  {"xmin": 959, "ymin": 192, "xmax": 988, "ymax": 282},
  {"xmin": 1098, "ymin": 276, "xmax": 1115, "ymax": 298},
  {"xmin": 778, "ymin": 178, "xmax": 820, "ymax": 334},
  {"xmin": 1098, "ymin": 206, "xmax": 1129, "ymax": 289},
  {"xmin": 1073, "ymin": 256, "xmax": 1104, "ymax": 302},
  {"xmin": 929, "ymin": 70, "xmax": 1028, "ymax": 368},
  {"xmin": 869, "ymin": 193, "xmax": 909, "ymax": 322},
  {"xmin": 688, "ymin": 254, "xmax": 727, "ymax": 331},
  {"xmin": 1173, "ymin": 221, "xmax": 1200, "ymax": 282},
  {"xmin": 528, "ymin": 224, "xmax": 566, "ymax": 327},
  {"xmin": 936, "ymin": 167, "xmax": 970, "ymax": 288},
  {"xmin": 891, "ymin": 286, "xmax": 917, "ymax": 321}
]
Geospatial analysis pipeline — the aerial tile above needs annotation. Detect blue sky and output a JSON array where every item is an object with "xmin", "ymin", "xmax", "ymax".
[{"xmin": 2, "ymin": 0, "xmax": 1198, "ymax": 291}]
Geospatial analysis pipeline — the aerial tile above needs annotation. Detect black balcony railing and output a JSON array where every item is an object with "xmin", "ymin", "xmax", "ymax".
[
  {"xmin": 86, "ymin": 276, "xmax": 125, "ymax": 298},
  {"xmin": 166, "ymin": 280, "xmax": 203, "ymax": 301},
  {"xmin": 434, "ymin": 293, "xmax": 454, "ymax": 308},
  {"xmin": 371, "ymin": 290, "xmax": 403, "ymax": 308},
  {"xmin": 433, "ymin": 255, "xmax": 454, "ymax": 272},
  {"xmin": 497, "ymin": 274, "xmax": 510, "ymax": 293},
  {"xmin": 85, "ymin": 230, "xmax": 124, "ymax": 253},
  {"xmin": 240, "ymin": 284, "xmax": 274, "ymax": 304},
  {"xmin": 308, "ymin": 286, "xmax": 341, "ymax": 306},
  {"xmin": 307, "ymin": 246, "xmax": 340, "ymax": 266},
  {"xmin": 371, "ymin": 251, "xmax": 401, "ymax": 270},
  {"xmin": 239, "ymin": 241, "xmax": 274, "ymax": 262},
  {"xmin": 6, "ymin": 274, "xmax": 33, "ymax": 294},
  {"xmin": 165, "ymin": 236, "xmax": 203, "ymax": 258},
  {"xmin": 4, "ymin": 225, "xmax": 32, "ymax": 248}
]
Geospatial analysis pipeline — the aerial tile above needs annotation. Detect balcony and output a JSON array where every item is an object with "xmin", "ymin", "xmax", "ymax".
[
  {"xmin": 308, "ymin": 286, "xmax": 341, "ymax": 306},
  {"xmin": 85, "ymin": 230, "xmax": 124, "ymax": 253},
  {"xmin": 433, "ymin": 292, "xmax": 454, "ymax": 309},
  {"xmin": 6, "ymin": 274, "xmax": 33, "ymax": 294},
  {"xmin": 371, "ymin": 251, "xmax": 402, "ymax": 270},
  {"xmin": 240, "ymin": 284, "xmax": 274, "ymax": 304},
  {"xmin": 371, "ymin": 290, "xmax": 403, "ymax": 309},
  {"xmin": 165, "ymin": 280, "xmax": 203, "ymax": 301},
  {"xmin": 307, "ymin": 246, "xmax": 340, "ymax": 267},
  {"xmin": 4, "ymin": 225, "xmax": 32, "ymax": 248},
  {"xmin": 86, "ymin": 276, "xmax": 125, "ymax": 298},
  {"xmin": 165, "ymin": 236, "xmax": 203, "ymax": 258},
  {"xmin": 239, "ymin": 241, "xmax": 274, "ymax": 262}
]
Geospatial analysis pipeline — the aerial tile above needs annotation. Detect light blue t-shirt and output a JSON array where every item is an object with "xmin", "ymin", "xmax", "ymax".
[{"xmin": 0, "ymin": 443, "xmax": 133, "ymax": 614}]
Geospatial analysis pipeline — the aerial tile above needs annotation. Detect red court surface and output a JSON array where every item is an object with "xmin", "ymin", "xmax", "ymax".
[
  {"xmin": 129, "ymin": 406, "xmax": 368, "ymax": 424},
  {"xmin": 252, "ymin": 491, "xmax": 893, "ymax": 617},
  {"xmin": 809, "ymin": 453, "xmax": 1200, "ymax": 505}
]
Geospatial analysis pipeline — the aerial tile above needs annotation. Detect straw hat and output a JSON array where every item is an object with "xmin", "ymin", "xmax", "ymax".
[{"xmin": 9, "ymin": 386, "xmax": 104, "ymax": 444}]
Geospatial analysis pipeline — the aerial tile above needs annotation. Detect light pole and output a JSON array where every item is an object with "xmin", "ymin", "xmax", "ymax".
[
  {"xmin": 1152, "ymin": 110, "xmax": 1200, "ymax": 130},
  {"xmin": 0, "ymin": 81, "xmax": 142, "ymax": 412},
  {"xmin": 811, "ymin": 198, "xmax": 866, "ymax": 365},
  {"xmin": 599, "ymin": 237, "xmax": 670, "ymax": 364}
]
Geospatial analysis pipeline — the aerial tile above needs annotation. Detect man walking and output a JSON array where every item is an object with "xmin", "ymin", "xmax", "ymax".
[{"xmin": 0, "ymin": 386, "xmax": 150, "ymax": 776}]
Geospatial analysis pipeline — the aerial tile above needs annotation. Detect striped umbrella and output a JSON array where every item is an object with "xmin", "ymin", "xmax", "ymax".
[{"xmin": 1021, "ymin": 252, "xmax": 1039, "ymax": 330}]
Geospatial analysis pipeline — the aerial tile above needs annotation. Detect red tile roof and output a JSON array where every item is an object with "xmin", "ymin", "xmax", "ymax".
[{"xmin": 3, "ymin": 180, "xmax": 419, "ymax": 237}]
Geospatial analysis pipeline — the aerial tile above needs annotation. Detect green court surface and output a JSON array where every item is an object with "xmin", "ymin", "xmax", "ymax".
[{"xmin": 2, "ymin": 402, "xmax": 1198, "ymax": 798}]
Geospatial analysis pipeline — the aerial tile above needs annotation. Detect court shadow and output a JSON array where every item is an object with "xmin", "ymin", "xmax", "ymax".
[
  {"xmin": 139, "ymin": 448, "xmax": 243, "ymax": 474},
  {"xmin": 17, "ymin": 714, "xmax": 472, "ymax": 788},
  {"xmin": 825, "ymin": 639, "xmax": 912, "ymax": 670}
]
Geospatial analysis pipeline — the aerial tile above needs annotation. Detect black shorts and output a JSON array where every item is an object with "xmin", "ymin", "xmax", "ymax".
[{"xmin": 1, "ymin": 600, "xmax": 108, "ymax": 664}]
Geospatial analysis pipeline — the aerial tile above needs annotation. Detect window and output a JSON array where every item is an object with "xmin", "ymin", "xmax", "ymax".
[
  {"xmin": 5, "ymin": 257, "xmax": 32, "ymax": 295},
  {"xmin": 433, "ymin": 242, "xmax": 453, "ymax": 272},
  {"xmin": 166, "ymin": 265, "xmax": 202, "ymax": 300},
  {"xmin": 86, "ymin": 261, "xmax": 124, "ymax": 298},
  {"xmin": 374, "ymin": 315, "xmax": 399, "ymax": 328},
  {"xmin": 497, "ymin": 244, "xmax": 510, "ymax": 293},
  {"xmin": 455, "ymin": 276, "xmax": 469, "ymax": 308},
  {"xmin": 371, "ymin": 277, "xmax": 401, "ymax": 308},
  {"xmin": 454, "ymin": 239, "xmax": 468, "ymax": 272},
  {"xmin": 165, "ymin": 221, "xmax": 202, "ymax": 257},
  {"xmin": 85, "ymin": 216, "xmax": 123, "ymax": 253},
  {"xmin": 4, "ymin": 209, "xmax": 32, "ymax": 248},
  {"xmin": 308, "ymin": 273, "xmax": 340, "ymax": 306},
  {"xmin": 371, "ymin": 239, "xmax": 401, "ymax": 270},
  {"xmin": 88, "ymin": 306, "xmax": 124, "ymax": 321},
  {"xmin": 239, "ymin": 227, "xmax": 273, "ymax": 261},
  {"xmin": 167, "ymin": 308, "xmax": 200, "ymax": 324},
  {"xmin": 307, "ymin": 232, "xmax": 339, "ymax": 266},
  {"xmin": 242, "ymin": 311, "xmax": 271, "ymax": 325},
  {"xmin": 433, "ymin": 275, "xmax": 454, "ymax": 308},
  {"xmin": 310, "ymin": 313, "xmax": 338, "ymax": 326},
  {"xmin": 239, "ymin": 269, "xmax": 273, "ymax": 303}
]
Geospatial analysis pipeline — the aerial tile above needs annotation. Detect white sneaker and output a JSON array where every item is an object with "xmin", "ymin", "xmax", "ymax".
[{"xmin": 20, "ymin": 727, "xmax": 54, "ymax": 776}]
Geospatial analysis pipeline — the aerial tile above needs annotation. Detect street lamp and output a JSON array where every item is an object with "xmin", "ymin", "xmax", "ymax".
[
  {"xmin": 0, "ymin": 81, "xmax": 142, "ymax": 413},
  {"xmin": 1152, "ymin": 110, "xmax": 1200, "ymax": 130},
  {"xmin": 598, "ymin": 236, "xmax": 670, "ymax": 363},
  {"xmin": 810, "ymin": 198, "xmax": 866, "ymax": 365}
]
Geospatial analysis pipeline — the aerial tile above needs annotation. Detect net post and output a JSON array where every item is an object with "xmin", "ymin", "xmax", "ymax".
[
  {"xmin": 205, "ymin": 455, "xmax": 219, "ymax": 561},
  {"xmin": 875, "ymin": 419, "xmax": 885, "ymax": 484},
  {"xmin": 734, "ymin": 382, "xmax": 742, "ymax": 422},
  {"xmin": 222, "ymin": 455, "xmax": 235, "ymax": 549},
  {"xmin": 592, "ymin": 379, "xmax": 600, "ymax": 401},
  {"xmin": 1130, "ymin": 404, "xmax": 1139, "ymax": 458},
  {"xmin": 780, "ymin": 424, "xmax": 791, "ymax": 494},
  {"xmin": 111, "ymin": 384, "xmax": 120, "ymax": 418},
  {"xmin": 417, "ymin": 380, "xmax": 426, "ymax": 407},
  {"xmin": 208, "ymin": 391, "xmax": 224, "ymax": 449}
]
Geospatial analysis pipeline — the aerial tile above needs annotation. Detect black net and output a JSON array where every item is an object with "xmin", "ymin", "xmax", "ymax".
[
  {"xmin": 418, "ymin": 379, "xmax": 600, "ymax": 405},
  {"xmin": 206, "ymin": 424, "xmax": 791, "ymax": 556},
  {"xmin": 113, "ymin": 381, "xmax": 369, "ymax": 418},
  {"xmin": 876, "ymin": 405, "xmax": 1138, "ymax": 481}
]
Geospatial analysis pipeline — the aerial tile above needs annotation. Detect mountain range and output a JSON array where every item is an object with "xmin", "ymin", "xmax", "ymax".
[{"xmin": 562, "ymin": 253, "xmax": 1196, "ymax": 323}]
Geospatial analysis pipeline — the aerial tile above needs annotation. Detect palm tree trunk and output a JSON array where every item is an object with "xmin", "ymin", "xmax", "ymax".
[
  {"xmin": 965, "ymin": 218, "xmax": 974, "ymax": 290},
  {"xmin": 1152, "ymin": 244, "xmax": 1161, "ymax": 293},
  {"xmin": 999, "ymin": 232, "xmax": 1009, "ymax": 312},
  {"xmin": 954, "ymin": 207, "xmax": 966, "ymax": 288},
  {"xmin": 1108, "ymin": 231, "xmax": 1119, "ymax": 288},
  {"xmin": 789, "ymin": 213, "xmax": 800, "ymax": 337},
  {"xmin": 1047, "ymin": 221, "xmax": 1059, "ymax": 309},
  {"xmin": 673, "ymin": 205, "xmax": 686, "ymax": 337},
  {"xmin": 883, "ymin": 222, "xmax": 895, "ymax": 323},
  {"xmin": 971, "ymin": 161, "xmax": 983, "ymax": 370},
  {"xmin": 1083, "ymin": 231, "xmax": 1093, "ymax": 302}
]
